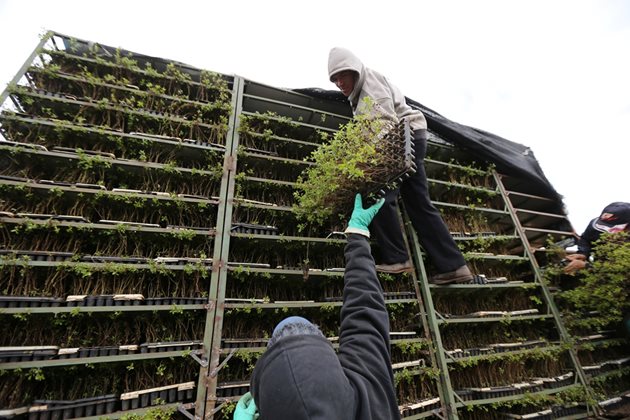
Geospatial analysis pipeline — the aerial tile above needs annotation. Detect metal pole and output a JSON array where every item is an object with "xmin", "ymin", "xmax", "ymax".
[
  {"xmin": 195, "ymin": 75, "xmax": 243, "ymax": 419},
  {"xmin": 492, "ymin": 171, "xmax": 597, "ymax": 415},
  {"xmin": 404, "ymin": 216, "xmax": 460, "ymax": 420},
  {"xmin": 0, "ymin": 31, "xmax": 53, "ymax": 108}
]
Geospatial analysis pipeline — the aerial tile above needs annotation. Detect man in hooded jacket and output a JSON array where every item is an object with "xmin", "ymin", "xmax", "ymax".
[
  {"xmin": 327, "ymin": 47, "xmax": 473, "ymax": 284},
  {"xmin": 234, "ymin": 194, "xmax": 401, "ymax": 420}
]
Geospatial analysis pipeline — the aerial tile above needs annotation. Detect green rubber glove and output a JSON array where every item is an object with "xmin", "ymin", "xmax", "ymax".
[
  {"xmin": 234, "ymin": 392, "xmax": 258, "ymax": 420},
  {"xmin": 344, "ymin": 194, "xmax": 385, "ymax": 238}
]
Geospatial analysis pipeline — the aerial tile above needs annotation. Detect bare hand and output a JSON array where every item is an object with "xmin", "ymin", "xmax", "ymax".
[{"xmin": 564, "ymin": 258, "xmax": 587, "ymax": 274}]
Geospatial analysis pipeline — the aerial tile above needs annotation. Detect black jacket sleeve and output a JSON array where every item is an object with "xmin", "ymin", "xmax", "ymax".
[
  {"xmin": 337, "ymin": 234, "xmax": 400, "ymax": 420},
  {"xmin": 577, "ymin": 218, "xmax": 602, "ymax": 257}
]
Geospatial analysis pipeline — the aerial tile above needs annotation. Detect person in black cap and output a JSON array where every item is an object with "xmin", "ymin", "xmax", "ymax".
[
  {"xmin": 564, "ymin": 202, "xmax": 630, "ymax": 274},
  {"xmin": 234, "ymin": 194, "xmax": 402, "ymax": 420}
]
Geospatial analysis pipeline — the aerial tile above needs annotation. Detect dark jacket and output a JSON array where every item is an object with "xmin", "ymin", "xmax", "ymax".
[
  {"xmin": 576, "ymin": 218, "xmax": 602, "ymax": 257},
  {"xmin": 577, "ymin": 202, "xmax": 630, "ymax": 257},
  {"xmin": 250, "ymin": 234, "xmax": 400, "ymax": 420}
]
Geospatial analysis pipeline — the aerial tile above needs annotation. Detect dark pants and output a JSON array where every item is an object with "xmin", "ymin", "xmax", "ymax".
[{"xmin": 369, "ymin": 129, "xmax": 466, "ymax": 273}]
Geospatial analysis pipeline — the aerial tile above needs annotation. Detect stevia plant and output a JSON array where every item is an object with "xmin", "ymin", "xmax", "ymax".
[{"xmin": 294, "ymin": 98, "xmax": 413, "ymax": 227}]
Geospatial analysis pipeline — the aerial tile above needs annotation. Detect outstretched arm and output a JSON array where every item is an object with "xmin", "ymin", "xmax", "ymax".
[
  {"xmin": 337, "ymin": 195, "xmax": 400, "ymax": 419},
  {"xmin": 338, "ymin": 233, "xmax": 393, "ymax": 376},
  {"xmin": 564, "ymin": 219, "xmax": 600, "ymax": 274}
]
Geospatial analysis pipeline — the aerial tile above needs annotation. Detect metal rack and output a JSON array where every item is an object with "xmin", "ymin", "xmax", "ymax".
[{"xmin": 1, "ymin": 31, "xmax": 627, "ymax": 419}]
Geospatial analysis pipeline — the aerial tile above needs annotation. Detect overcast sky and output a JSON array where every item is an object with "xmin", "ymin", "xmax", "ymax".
[{"xmin": 0, "ymin": 0, "xmax": 628, "ymax": 232}]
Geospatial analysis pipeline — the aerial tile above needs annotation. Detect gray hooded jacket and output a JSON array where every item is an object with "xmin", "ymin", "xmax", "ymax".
[{"xmin": 328, "ymin": 47, "xmax": 427, "ymax": 131}]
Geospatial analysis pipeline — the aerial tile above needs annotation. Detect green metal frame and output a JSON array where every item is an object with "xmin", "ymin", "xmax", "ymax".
[
  {"xmin": 493, "ymin": 171, "xmax": 596, "ymax": 415},
  {"xmin": 195, "ymin": 75, "xmax": 244, "ymax": 418},
  {"xmin": 1, "ymin": 30, "xmax": 617, "ymax": 420},
  {"xmin": 394, "ymin": 160, "xmax": 598, "ymax": 419},
  {"xmin": 405, "ymin": 218, "xmax": 460, "ymax": 420},
  {"xmin": 0, "ymin": 32, "xmax": 53, "ymax": 108},
  {"xmin": 0, "ymin": 30, "xmax": 236, "ymax": 419}
]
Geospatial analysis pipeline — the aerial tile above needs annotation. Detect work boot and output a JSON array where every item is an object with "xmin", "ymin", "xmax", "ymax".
[
  {"xmin": 375, "ymin": 260, "xmax": 414, "ymax": 274},
  {"xmin": 430, "ymin": 265, "xmax": 473, "ymax": 285}
]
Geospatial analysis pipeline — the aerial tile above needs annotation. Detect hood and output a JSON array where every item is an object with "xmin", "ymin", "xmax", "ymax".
[
  {"xmin": 328, "ymin": 47, "xmax": 365, "ymax": 104},
  {"xmin": 251, "ymin": 334, "xmax": 355, "ymax": 419}
]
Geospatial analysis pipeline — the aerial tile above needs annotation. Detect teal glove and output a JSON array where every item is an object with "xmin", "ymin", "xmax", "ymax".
[
  {"xmin": 234, "ymin": 392, "xmax": 258, "ymax": 420},
  {"xmin": 344, "ymin": 194, "xmax": 385, "ymax": 238}
]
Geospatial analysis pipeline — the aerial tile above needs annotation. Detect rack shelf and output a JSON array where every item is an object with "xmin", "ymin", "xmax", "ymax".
[
  {"xmin": 437, "ymin": 314, "xmax": 554, "ymax": 325},
  {"xmin": 0, "ymin": 216, "xmax": 216, "ymax": 237},
  {"xmin": 0, "ymin": 112, "xmax": 228, "ymax": 154},
  {"xmin": 0, "ymin": 303, "xmax": 207, "ymax": 314},
  {"xmin": 445, "ymin": 343, "xmax": 562, "ymax": 364},
  {"xmin": 1, "ymin": 348, "xmax": 200, "ymax": 370},
  {"xmin": 454, "ymin": 383, "xmax": 581, "ymax": 409}
]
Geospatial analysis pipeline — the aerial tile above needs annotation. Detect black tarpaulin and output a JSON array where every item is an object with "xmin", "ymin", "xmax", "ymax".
[{"xmin": 294, "ymin": 88, "xmax": 562, "ymax": 202}]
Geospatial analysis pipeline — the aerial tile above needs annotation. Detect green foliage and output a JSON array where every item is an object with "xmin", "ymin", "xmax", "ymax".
[
  {"xmin": 26, "ymin": 368, "xmax": 45, "ymax": 381},
  {"xmin": 162, "ymin": 162, "xmax": 179, "ymax": 174},
  {"xmin": 144, "ymin": 82, "xmax": 166, "ymax": 96},
  {"xmin": 12, "ymin": 313, "xmax": 30, "ymax": 322},
  {"xmin": 114, "ymin": 49, "xmax": 140, "ymax": 71},
  {"xmin": 169, "ymin": 305, "xmax": 184, "ymax": 315},
  {"xmin": 71, "ymin": 263, "xmax": 94, "ymax": 278},
  {"xmin": 394, "ymin": 366, "xmax": 440, "ymax": 386},
  {"xmin": 168, "ymin": 228, "xmax": 196, "ymax": 241},
  {"xmin": 165, "ymin": 63, "xmax": 190, "ymax": 81},
  {"xmin": 293, "ymin": 98, "xmax": 390, "ymax": 225},
  {"xmin": 559, "ymin": 232, "xmax": 630, "ymax": 330},
  {"xmin": 555, "ymin": 384, "xmax": 595, "ymax": 406},
  {"xmin": 478, "ymin": 383, "xmax": 591, "ymax": 413},
  {"xmin": 238, "ymin": 111, "xmax": 298, "ymax": 134},
  {"xmin": 221, "ymin": 401, "xmax": 237, "ymax": 416},
  {"xmin": 200, "ymin": 70, "xmax": 231, "ymax": 102},
  {"xmin": 450, "ymin": 345, "xmax": 562, "ymax": 370},
  {"xmin": 76, "ymin": 150, "xmax": 112, "ymax": 170},
  {"xmin": 143, "ymin": 62, "xmax": 161, "ymax": 78},
  {"xmin": 49, "ymin": 187, "xmax": 64, "ymax": 198},
  {"xmin": 234, "ymin": 350, "xmax": 264, "ymax": 373},
  {"xmin": 120, "ymin": 406, "xmax": 176, "ymax": 420},
  {"xmin": 394, "ymin": 367, "xmax": 414, "ymax": 386},
  {"xmin": 320, "ymin": 303, "xmax": 336, "ymax": 313},
  {"xmin": 156, "ymin": 363, "xmax": 167, "ymax": 376},
  {"xmin": 378, "ymin": 272, "xmax": 395, "ymax": 283},
  {"xmin": 395, "ymin": 339, "xmax": 428, "ymax": 355}
]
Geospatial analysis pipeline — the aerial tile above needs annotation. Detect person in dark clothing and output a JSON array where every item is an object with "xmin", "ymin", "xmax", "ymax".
[
  {"xmin": 564, "ymin": 202, "xmax": 630, "ymax": 274},
  {"xmin": 234, "ymin": 194, "xmax": 401, "ymax": 420},
  {"xmin": 328, "ymin": 47, "xmax": 473, "ymax": 284}
]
